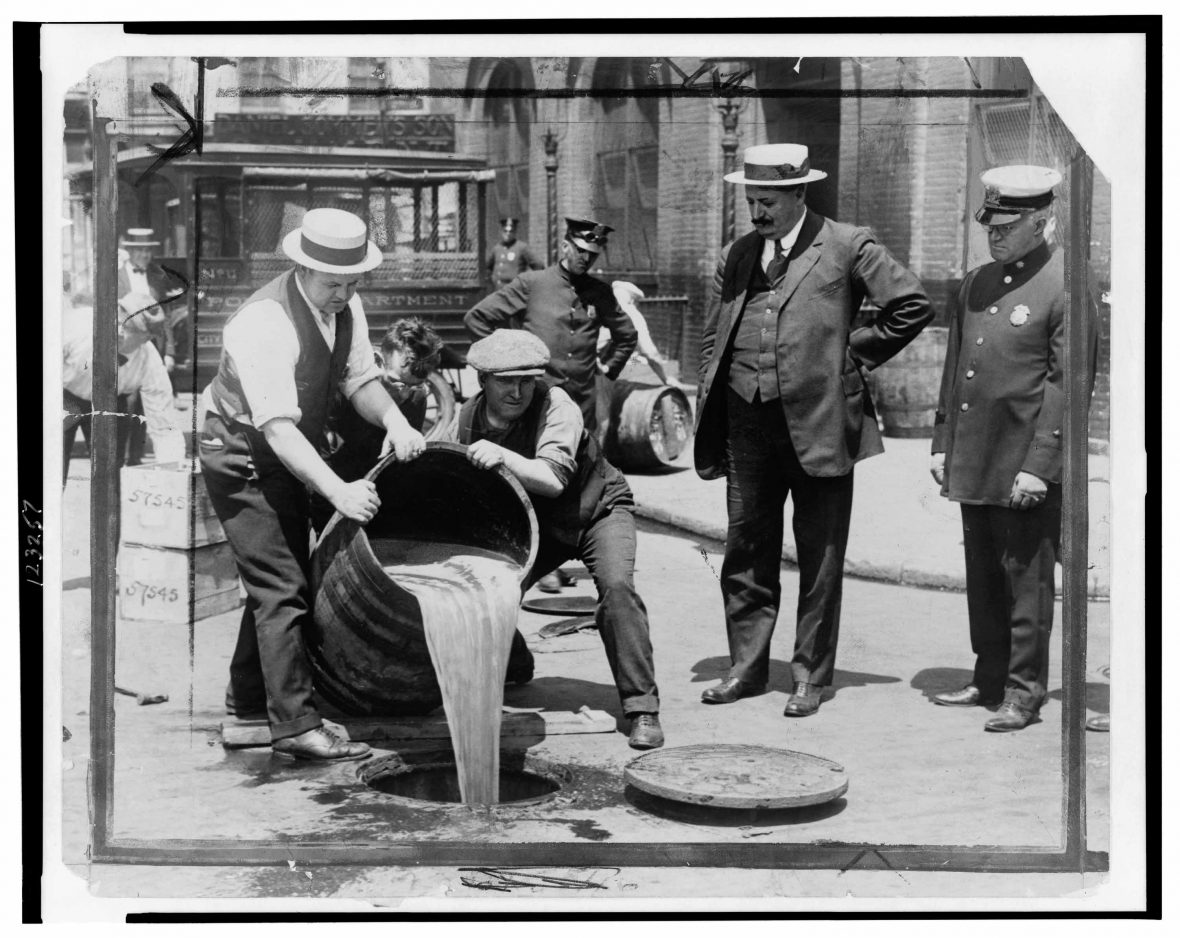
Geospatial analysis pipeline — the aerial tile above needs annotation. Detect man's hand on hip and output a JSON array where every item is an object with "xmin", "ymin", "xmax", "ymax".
[
  {"xmin": 330, "ymin": 479, "xmax": 381, "ymax": 524},
  {"xmin": 929, "ymin": 452, "xmax": 946, "ymax": 486},
  {"xmin": 1009, "ymin": 471, "xmax": 1048, "ymax": 511}
]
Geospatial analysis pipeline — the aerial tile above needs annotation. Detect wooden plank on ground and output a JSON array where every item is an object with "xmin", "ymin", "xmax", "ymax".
[{"xmin": 220, "ymin": 706, "xmax": 615, "ymax": 749}]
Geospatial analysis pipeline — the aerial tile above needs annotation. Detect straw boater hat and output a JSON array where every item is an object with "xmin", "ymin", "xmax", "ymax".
[
  {"xmin": 975, "ymin": 165, "xmax": 1062, "ymax": 225},
  {"xmin": 282, "ymin": 208, "xmax": 383, "ymax": 275},
  {"xmin": 120, "ymin": 228, "xmax": 160, "ymax": 248},
  {"xmin": 724, "ymin": 143, "xmax": 828, "ymax": 187},
  {"xmin": 467, "ymin": 330, "xmax": 550, "ymax": 377}
]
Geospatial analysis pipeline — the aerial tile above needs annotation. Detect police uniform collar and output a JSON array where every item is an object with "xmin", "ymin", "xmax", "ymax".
[{"xmin": 1001, "ymin": 240, "xmax": 1051, "ymax": 277}]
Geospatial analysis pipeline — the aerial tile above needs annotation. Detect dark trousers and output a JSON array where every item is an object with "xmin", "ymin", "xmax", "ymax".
[
  {"xmin": 523, "ymin": 507, "xmax": 659, "ymax": 715},
  {"xmin": 960, "ymin": 485, "xmax": 1061, "ymax": 712},
  {"xmin": 62, "ymin": 390, "xmax": 132, "ymax": 486},
  {"xmin": 721, "ymin": 389, "xmax": 855, "ymax": 687},
  {"xmin": 199, "ymin": 419, "xmax": 322, "ymax": 741}
]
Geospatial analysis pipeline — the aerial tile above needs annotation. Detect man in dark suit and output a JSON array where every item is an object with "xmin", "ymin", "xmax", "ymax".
[
  {"xmin": 930, "ymin": 165, "xmax": 1097, "ymax": 732},
  {"xmin": 694, "ymin": 143, "xmax": 933, "ymax": 717}
]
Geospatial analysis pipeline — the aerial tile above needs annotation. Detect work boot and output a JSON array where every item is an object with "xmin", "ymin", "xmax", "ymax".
[
  {"xmin": 628, "ymin": 713, "xmax": 664, "ymax": 750},
  {"xmin": 536, "ymin": 572, "xmax": 563, "ymax": 593},
  {"xmin": 272, "ymin": 725, "xmax": 371, "ymax": 762}
]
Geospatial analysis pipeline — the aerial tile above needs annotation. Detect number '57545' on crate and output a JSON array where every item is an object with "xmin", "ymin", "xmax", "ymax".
[{"xmin": 120, "ymin": 461, "xmax": 227, "ymax": 549}]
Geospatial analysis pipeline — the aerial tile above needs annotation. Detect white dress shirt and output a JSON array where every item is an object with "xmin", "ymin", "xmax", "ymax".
[
  {"xmin": 214, "ymin": 272, "xmax": 381, "ymax": 429},
  {"xmin": 759, "ymin": 212, "xmax": 808, "ymax": 272}
]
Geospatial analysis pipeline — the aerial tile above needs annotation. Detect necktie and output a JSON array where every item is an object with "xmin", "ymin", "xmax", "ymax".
[{"xmin": 766, "ymin": 239, "xmax": 787, "ymax": 283}]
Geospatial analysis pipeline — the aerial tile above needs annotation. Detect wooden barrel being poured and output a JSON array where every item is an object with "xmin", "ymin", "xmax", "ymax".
[{"xmin": 308, "ymin": 443, "xmax": 538, "ymax": 719}]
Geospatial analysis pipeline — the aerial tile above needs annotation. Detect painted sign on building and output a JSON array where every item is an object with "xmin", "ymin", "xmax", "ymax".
[{"xmin": 208, "ymin": 113, "xmax": 455, "ymax": 152}]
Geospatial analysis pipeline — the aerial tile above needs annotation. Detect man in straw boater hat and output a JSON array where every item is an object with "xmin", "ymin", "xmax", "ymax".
[
  {"xmin": 466, "ymin": 216, "xmax": 639, "ymax": 594},
  {"xmin": 486, "ymin": 216, "xmax": 543, "ymax": 289},
  {"xmin": 437, "ymin": 329, "xmax": 664, "ymax": 750},
  {"xmin": 199, "ymin": 208, "xmax": 426, "ymax": 762},
  {"xmin": 930, "ymin": 165, "xmax": 1097, "ymax": 732},
  {"xmin": 694, "ymin": 143, "xmax": 933, "ymax": 717}
]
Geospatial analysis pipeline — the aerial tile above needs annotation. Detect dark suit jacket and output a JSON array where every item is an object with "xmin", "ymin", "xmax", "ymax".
[{"xmin": 694, "ymin": 210, "xmax": 933, "ymax": 479}]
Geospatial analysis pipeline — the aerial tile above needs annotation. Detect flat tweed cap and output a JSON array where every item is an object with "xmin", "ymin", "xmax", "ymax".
[{"xmin": 467, "ymin": 330, "xmax": 550, "ymax": 376}]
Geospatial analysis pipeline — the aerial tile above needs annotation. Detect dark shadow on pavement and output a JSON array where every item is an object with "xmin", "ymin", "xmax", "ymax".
[
  {"xmin": 911, "ymin": 666, "xmax": 976, "ymax": 703},
  {"xmin": 624, "ymin": 786, "xmax": 848, "ymax": 827},
  {"xmin": 828, "ymin": 668, "xmax": 901, "ymax": 700},
  {"xmin": 1047, "ymin": 681, "xmax": 1109, "ymax": 712},
  {"xmin": 500, "ymin": 676, "xmax": 623, "ymax": 721}
]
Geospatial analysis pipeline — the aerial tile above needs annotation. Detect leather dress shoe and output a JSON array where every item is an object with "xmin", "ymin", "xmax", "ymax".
[
  {"xmin": 1086, "ymin": 713, "xmax": 1110, "ymax": 733},
  {"xmin": 556, "ymin": 567, "xmax": 577, "ymax": 586},
  {"xmin": 272, "ymin": 725, "xmax": 371, "ymax": 762},
  {"xmin": 984, "ymin": 702, "xmax": 1038, "ymax": 733},
  {"xmin": 932, "ymin": 684, "xmax": 999, "ymax": 708},
  {"xmin": 783, "ymin": 682, "xmax": 823, "ymax": 717},
  {"xmin": 536, "ymin": 572, "xmax": 563, "ymax": 593},
  {"xmin": 701, "ymin": 677, "xmax": 767, "ymax": 704},
  {"xmin": 628, "ymin": 713, "xmax": 664, "ymax": 750}
]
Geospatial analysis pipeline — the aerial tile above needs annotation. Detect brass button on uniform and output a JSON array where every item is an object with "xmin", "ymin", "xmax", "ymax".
[
  {"xmin": 960, "ymin": 403, "xmax": 969, "ymax": 411},
  {"xmin": 966, "ymin": 369, "xmax": 975, "ymax": 378},
  {"xmin": 1003, "ymin": 275, "xmax": 1012, "ymax": 284},
  {"xmin": 976, "ymin": 337, "xmax": 984, "ymax": 346},
  {"xmin": 989, "ymin": 306, "xmax": 998, "ymax": 314}
]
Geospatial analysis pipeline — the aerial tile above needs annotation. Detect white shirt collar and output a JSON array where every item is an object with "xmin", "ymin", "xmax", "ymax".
[{"xmin": 761, "ymin": 212, "xmax": 808, "ymax": 269}]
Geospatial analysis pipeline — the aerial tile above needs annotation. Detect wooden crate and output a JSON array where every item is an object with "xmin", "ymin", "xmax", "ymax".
[
  {"xmin": 121, "ymin": 461, "xmax": 226, "ymax": 549},
  {"xmin": 117, "ymin": 541, "xmax": 241, "ymax": 623}
]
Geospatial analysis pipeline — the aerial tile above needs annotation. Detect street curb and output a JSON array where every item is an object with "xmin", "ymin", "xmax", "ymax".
[{"xmin": 632, "ymin": 500, "xmax": 1109, "ymax": 600}]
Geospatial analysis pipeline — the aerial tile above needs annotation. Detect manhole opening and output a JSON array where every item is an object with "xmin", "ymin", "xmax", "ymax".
[{"xmin": 361, "ymin": 760, "xmax": 563, "ymax": 806}]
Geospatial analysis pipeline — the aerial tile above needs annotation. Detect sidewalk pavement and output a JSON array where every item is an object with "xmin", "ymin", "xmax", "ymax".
[{"xmin": 625, "ymin": 435, "xmax": 1111, "ymax": 599}]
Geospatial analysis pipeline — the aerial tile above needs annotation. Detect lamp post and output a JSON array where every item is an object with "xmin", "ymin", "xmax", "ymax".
[
  {"xmin": 706, "ymin": 57, "xmax": 751, "ymax": 246},
  {"xmin": 718, "ymin": 99, "xmax": 745, "ymax": 246},
  {"xmin": 543, "ymin": 128, "xmax": 559, "ymax": 264}
]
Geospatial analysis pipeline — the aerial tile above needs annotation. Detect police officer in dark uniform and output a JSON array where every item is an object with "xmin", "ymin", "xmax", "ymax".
[
  {"xmin": 465, "ymin": 217, "xmax": 638, "ymax": 431},
  {"xmin": 930, "ymin": 165, "xmax": 1097, "ymax": 732},
  {"xmin": 486, "ymin": 217, "xmax": 542, "ymax": 289},
  {"xmin": 438, "ymin": 329, "xmax": 663, "ymax": 750}
]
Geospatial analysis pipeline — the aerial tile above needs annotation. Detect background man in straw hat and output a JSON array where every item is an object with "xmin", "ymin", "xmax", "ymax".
[
  {"xmin": 438, "ymin": 329, "xmax": 664, "ymax": 750},
  {"xmin": 62, "ymin": 288, "xmax": 185, "ymax": 487},
  {"xmin": 695, "ymin": 143, "xmax": 932, "ymax": 717},
  {"xmin": 930, "ymin": 165, "xmax": 1097, "ymax": 733},
  {"xmin": 118, "ymin": 228, "xmax": 188, "ymax": 464},
  {"xmin": 199, "ymin": 207, "xmax": 426, "ymax": 763},
  {"xmin": 486, "ymin": 217, "xmax": 543, "ymax": 290}
]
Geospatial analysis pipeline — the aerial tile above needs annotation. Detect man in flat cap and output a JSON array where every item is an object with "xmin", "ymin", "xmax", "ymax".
[
  {"xmin": 437, "ymin": 329, "xmax": 664, "ymax": 750},
  {"xmin": 695, "ymin": 143, "xmax": 933, "ymax": 717},
  {"xmin": 199, "ymin": 208, "xmax": 426, "ymax": 763},
  {"xmin": 466, "ymin": 217, "xmax": 638, "ymax": 431},
  {"xmin": 486, "ymin": 217, "xmax": 543, "ymax": 290},
  {"xmin": 931, "ymin": 164, "xmax": 1097, "ymax": 732}
]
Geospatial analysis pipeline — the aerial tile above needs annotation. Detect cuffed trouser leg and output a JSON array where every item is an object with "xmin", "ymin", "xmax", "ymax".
[
  {"xmin": 203, "ymin": 465, "xmax": 322, "ymax": 741},
  {"xmin": 580, "ymin": 508, "xmax": 659, "ymax": 715}
]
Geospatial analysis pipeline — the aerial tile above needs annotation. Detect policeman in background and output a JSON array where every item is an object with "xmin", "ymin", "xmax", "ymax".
[
  {"xmin": 930, "ymin": 165, "xmax": 1096, "ymax": 732},
  {"xmin": 486, "ymin": 217, "xmax": 543, "ymax": 289}
]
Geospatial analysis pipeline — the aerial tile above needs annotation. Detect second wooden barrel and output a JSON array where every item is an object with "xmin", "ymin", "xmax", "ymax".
[
  {"xmin": 604, "ymin": 379, "xmax": 694, "ymax": 472},
  {"xmin": 308, "ymin": 443, "xmax": 538, "ymax": 717}
]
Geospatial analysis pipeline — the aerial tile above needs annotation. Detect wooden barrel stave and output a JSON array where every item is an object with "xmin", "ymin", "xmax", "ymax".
[
  {"xmin": 605, "ymin": 380, "xmax": 694, "ymax": 471},
  {"xmin": 308, "ymin": 443, "xmax": 538, "ymax": 717}
]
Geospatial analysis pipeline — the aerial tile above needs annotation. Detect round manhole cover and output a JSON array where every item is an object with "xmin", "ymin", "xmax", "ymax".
[{"xmin": 624, "ymin": 744, "xmax": 848, "ymax": 809}]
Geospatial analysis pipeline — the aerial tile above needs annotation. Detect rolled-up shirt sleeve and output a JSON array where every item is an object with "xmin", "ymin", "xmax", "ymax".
[
  {"xmin": 341, "ymin": 294, "xmax": 382, "ymax": 399},
  {"xmin": 222, "ymin": 300, "xmax": 301, "ymax": 428},
  {"xmin": 533, "ymin": 387, "xmax": 582, "ymax": 489}
]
